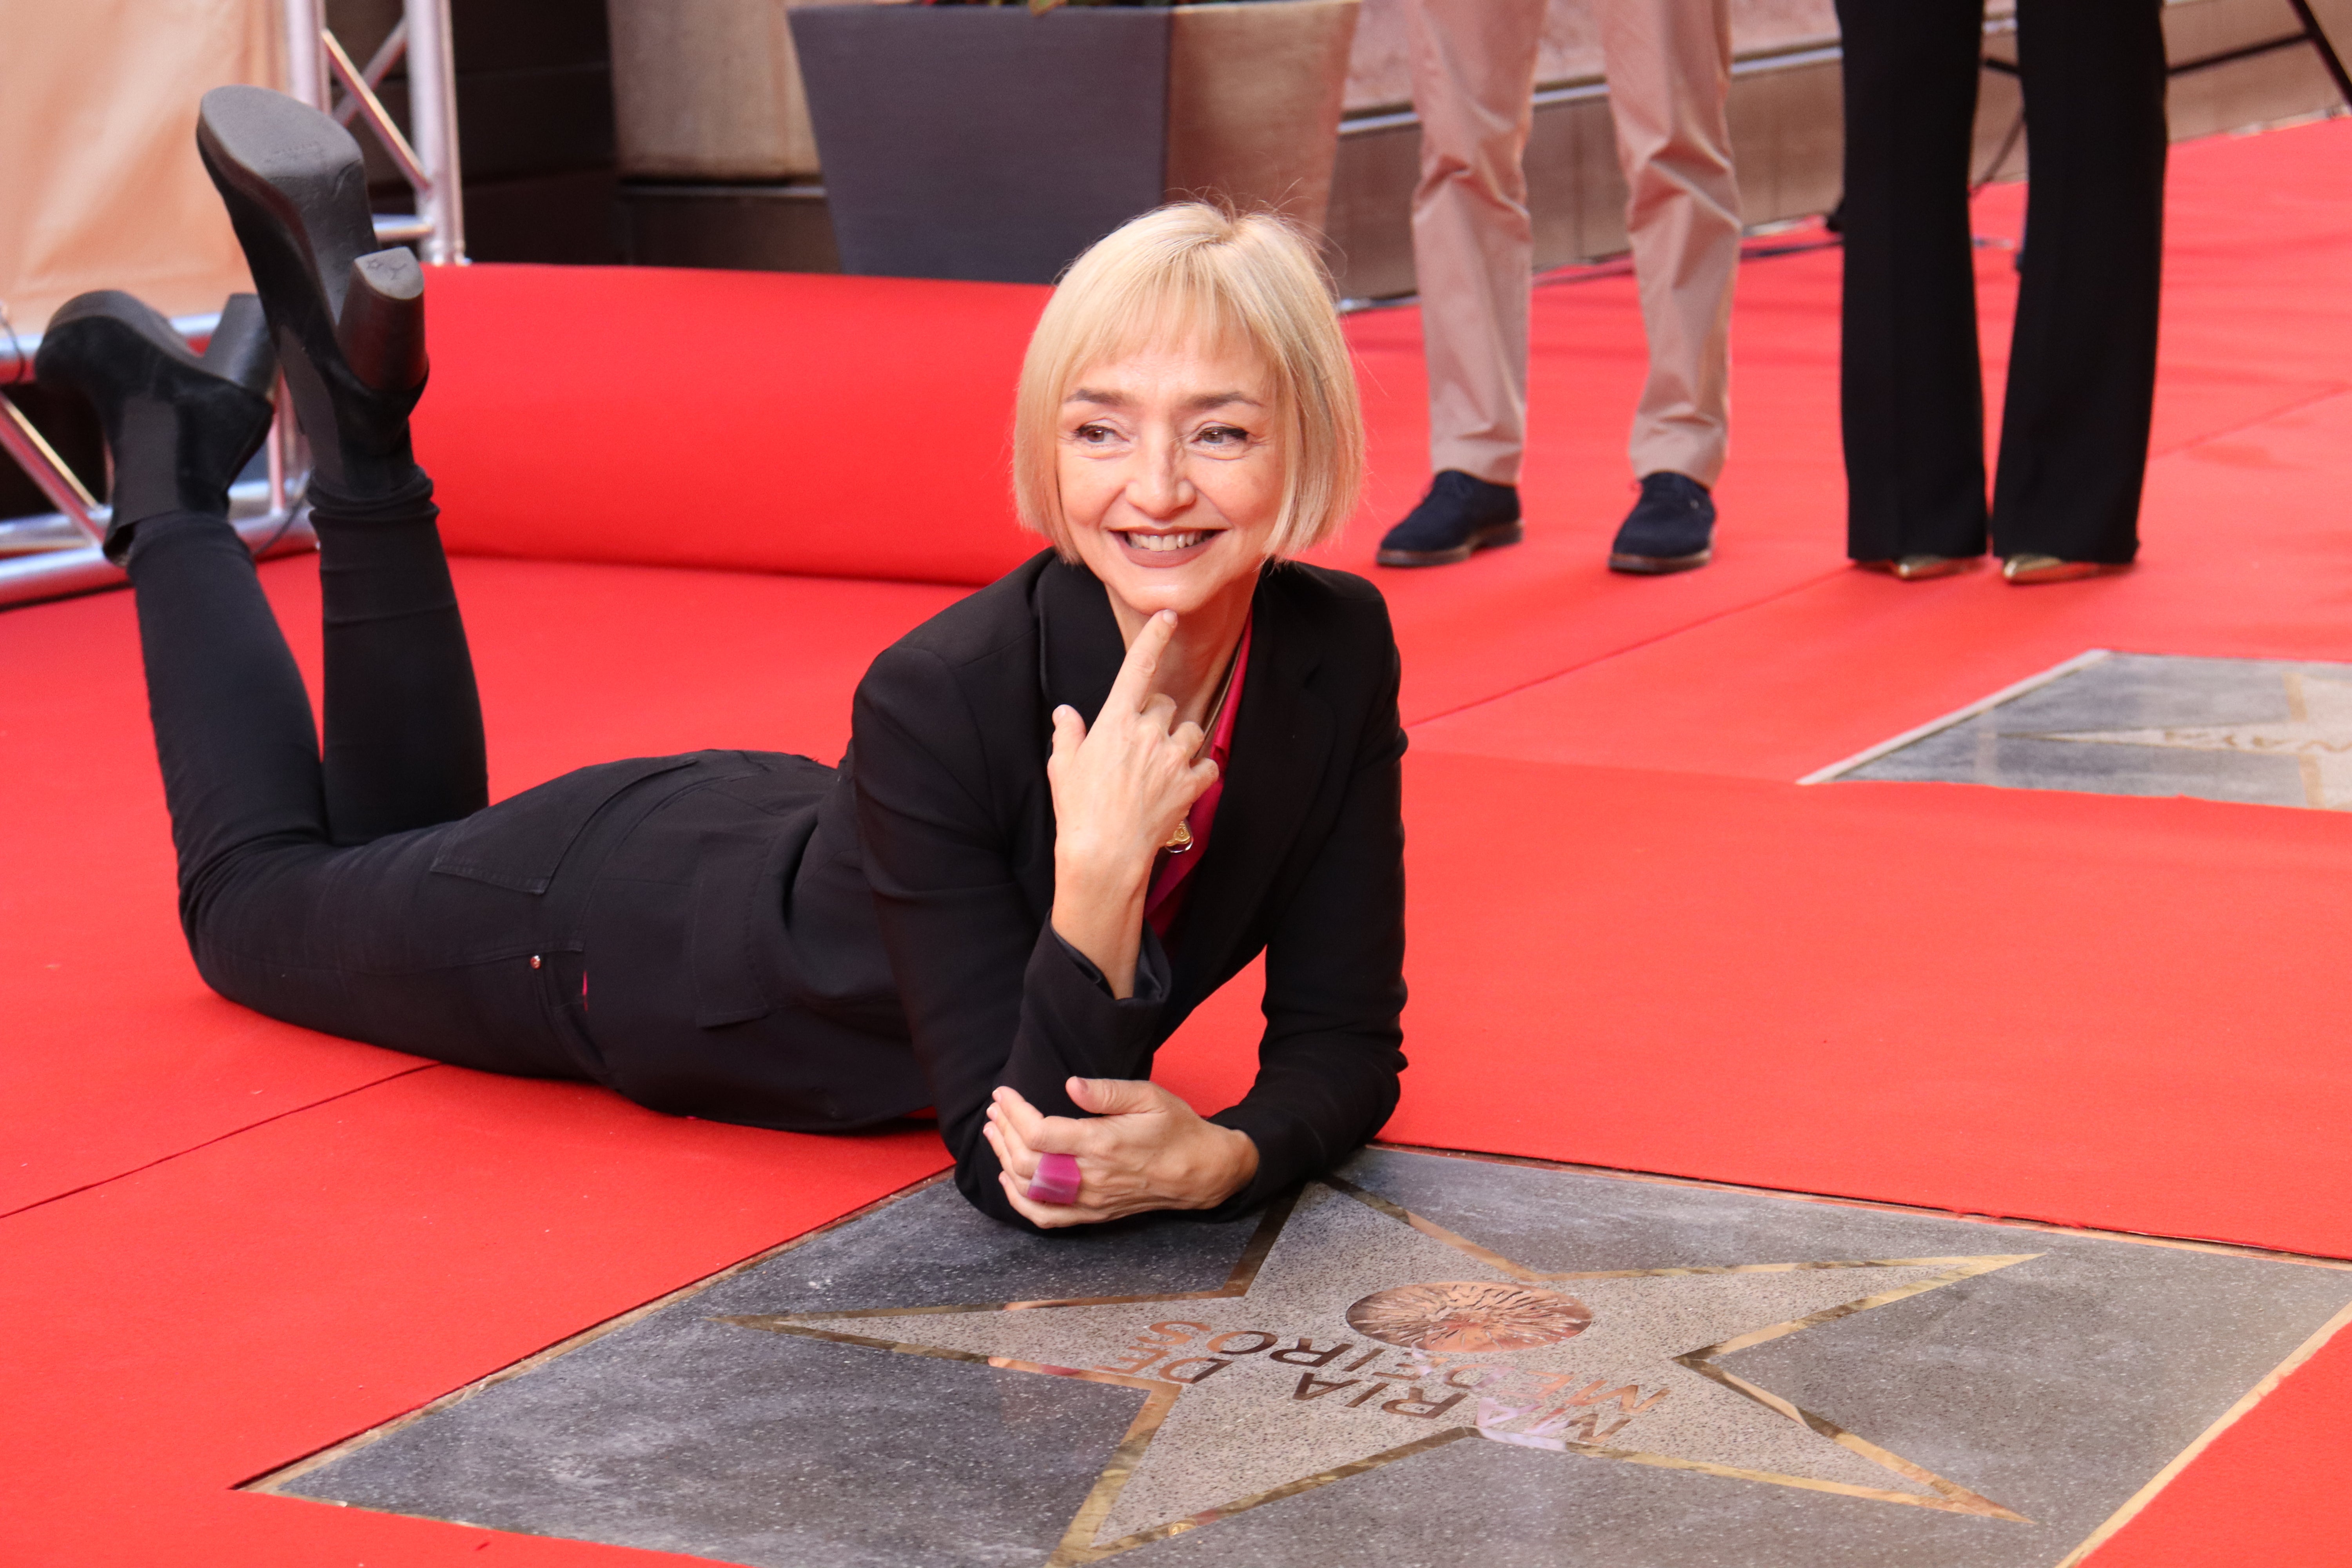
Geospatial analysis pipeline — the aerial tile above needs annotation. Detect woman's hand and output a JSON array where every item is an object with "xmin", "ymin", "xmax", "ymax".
[
  {"xmin": 1047, "ymin": 609, "xmax": 1220, "ymax": 997},
  {"xmin": 982, "ymin": 1078, "xmax": 1260, "ymax": 1229}
]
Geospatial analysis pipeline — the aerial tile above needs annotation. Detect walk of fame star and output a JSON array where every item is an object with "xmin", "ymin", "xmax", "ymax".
[
  {"xmin": 717, "ymin": 1178, "xmax": 2040, "ymax": 1565},
  {"xmin": 2028, "ymin": 671, "xmax": 2352, "ymax": 809}
]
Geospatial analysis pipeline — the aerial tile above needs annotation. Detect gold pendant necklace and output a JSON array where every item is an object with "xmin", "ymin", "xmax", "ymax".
[{"xmin": 1162, "ymin": 637, "xmax": 1243, "ymax": 854}]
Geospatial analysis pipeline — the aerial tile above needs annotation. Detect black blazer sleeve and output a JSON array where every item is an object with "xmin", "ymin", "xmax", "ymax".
[
  {"xmin": 850, "ymin": 640, "xmax": 1173, "ymax": 1226},
  {"xmin": 1206, "ymin": 597, "xmax": 1407, "ymax": 1214}
]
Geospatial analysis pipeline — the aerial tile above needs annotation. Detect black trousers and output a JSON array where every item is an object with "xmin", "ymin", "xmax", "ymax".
[
  {"xmin": 1837, "ymin": 0, "xmax": 2168, "ymax": 563},
  {"xmin": 126, "ymin": 495, "xmax": 601, "ymax": 1081}
]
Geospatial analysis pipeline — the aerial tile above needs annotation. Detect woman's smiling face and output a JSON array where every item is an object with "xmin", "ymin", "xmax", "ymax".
[{"xmin": 1055, "ymin": 335, "xmax": 1283, "ymax": 622}]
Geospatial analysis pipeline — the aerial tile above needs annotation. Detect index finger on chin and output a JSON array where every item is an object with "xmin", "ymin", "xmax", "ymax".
[{"xmin": 1104, "ymin": 608, "xmax": 1177, "ymax": 716}]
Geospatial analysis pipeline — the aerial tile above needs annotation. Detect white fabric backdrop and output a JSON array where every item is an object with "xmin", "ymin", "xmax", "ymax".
[{"xmin": 0, "ymin": 0, "xmax": 280, "ymax": 337}]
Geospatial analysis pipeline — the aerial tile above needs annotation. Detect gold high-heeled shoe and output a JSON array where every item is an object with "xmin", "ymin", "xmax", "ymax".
[
  {"xmin": 2002, "ymin": 554, "xmax": 2118, "ymax": 584},
  {"xmin": 1858, "ymin": 554, "xmax": 1978, "ymax": 581}
]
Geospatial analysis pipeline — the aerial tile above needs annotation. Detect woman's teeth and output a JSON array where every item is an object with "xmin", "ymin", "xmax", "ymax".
[{"xmin": 1127, "ymin": 531, "xmax": 1207, "ymax": 552}]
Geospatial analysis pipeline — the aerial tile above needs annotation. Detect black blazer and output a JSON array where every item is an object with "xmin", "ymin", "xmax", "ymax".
[{"xmin": 570, "ymin": 551, "xmax": 1407, "ymax": 1228}]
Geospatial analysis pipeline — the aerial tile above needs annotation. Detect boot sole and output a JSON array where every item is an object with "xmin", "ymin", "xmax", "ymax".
[
  {"xmin": 37, "ymin": 293, "xmax": 276, "ymax": 423},
  {"xmin": 44, "ymin": 290, "xmax": 209, "ymax": 377},
  {"xmin": 196, "ymin": 85, "xmax": 376, "ymax": 336},
  {"xmin": 35, "ymin": 293, "xmax": 275, "ymax": 557},
  {"xmin": 1376, "ymin": 521, "xmax": 1524, "ymax": 568}
]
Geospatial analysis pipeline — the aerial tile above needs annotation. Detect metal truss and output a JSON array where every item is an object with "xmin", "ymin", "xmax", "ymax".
[{"xmin": 286, "ymin": 0, "xmax": 466, "ymax": 263}]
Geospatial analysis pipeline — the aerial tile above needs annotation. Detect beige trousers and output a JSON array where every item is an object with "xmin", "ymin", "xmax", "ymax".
[{"xmin": 1407, "ymin": 0, "xmax": 1740, "ymax": 489}]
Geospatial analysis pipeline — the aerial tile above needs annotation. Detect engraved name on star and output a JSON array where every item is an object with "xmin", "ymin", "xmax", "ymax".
[{"xmin": 2030, "ymin": 672, "xmax": 2352, "ymax": 809}]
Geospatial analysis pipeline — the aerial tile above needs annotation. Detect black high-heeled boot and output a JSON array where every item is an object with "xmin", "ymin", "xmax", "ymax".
[
  {"xmin": 33, "ymin": 292, "xmax": 277, "ymax": 563},
  {"xmin": 195, "ymin": 85, "xmax": 428, "ymax": 503}
]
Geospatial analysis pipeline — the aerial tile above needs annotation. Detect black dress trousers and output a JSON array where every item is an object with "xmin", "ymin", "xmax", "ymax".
[{"xmin": 1837, "ymin": 0, "xmax": 2169, "ymax": 564}]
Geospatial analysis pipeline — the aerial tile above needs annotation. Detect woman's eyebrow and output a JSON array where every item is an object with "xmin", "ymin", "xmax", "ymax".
[
  {"xmin": 1068, "ymin": 388, "xmax": 1270, "ymax": 414},
  {"xmin": 1063, "ymin": 388, "xmax": 1263, "ymax": 410}
]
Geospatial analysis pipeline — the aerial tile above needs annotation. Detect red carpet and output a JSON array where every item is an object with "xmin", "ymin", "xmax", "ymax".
[
  {"xmin": 417, "ymin": 268, "xmax": 1048, "ymax": 587},
  {"xmin": 0, "ymin": 1067, "xmax": 942, "ymax": 1568},
  {"xmin": 1410, "ymin": 387, "xmax": 2352, "ymax": 780},
  {"xmin": 7, "ymin": 115, "xmax": 2352, "ymax": 1565}
]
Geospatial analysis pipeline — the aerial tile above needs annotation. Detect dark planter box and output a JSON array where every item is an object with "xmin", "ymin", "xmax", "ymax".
[{"xmin": 790, "ymin": 6, "xmax": 1172, "ymax": 285}]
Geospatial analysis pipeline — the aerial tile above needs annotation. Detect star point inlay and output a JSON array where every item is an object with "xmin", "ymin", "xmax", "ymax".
[{"xmin": 717, "ymin": 1177, "xmax": 2039, "ymax": 1564}]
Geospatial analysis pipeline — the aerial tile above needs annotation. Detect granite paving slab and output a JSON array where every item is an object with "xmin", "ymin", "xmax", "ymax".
[
  {"xmin": 1818, "ymin": 651, "xmax": 2352, "ymax": 809},
  {"xmin": 256, "ymin": 1147, "xmax": 2352, "ymax": 1568}
]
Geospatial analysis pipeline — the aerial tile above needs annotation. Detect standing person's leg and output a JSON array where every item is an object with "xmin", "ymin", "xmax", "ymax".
[
  {"xmin": 1597, "ymin": 0, "xmax": 1740, "ymax": 575},
  {"xmin": 1835, "ymin": 0, "xmax": 1991, "ymax": 572},
  {"xmin": 1376, "ymin": 0, "xmax": 1546, "ymax": 568},
  {"xmin": 1412, "ymin": 0, "xmax": 1543, "ymax": 489},
  {"xmin": 1993, "ymin": 0, "xmax": 2167, "ymax": 577}
]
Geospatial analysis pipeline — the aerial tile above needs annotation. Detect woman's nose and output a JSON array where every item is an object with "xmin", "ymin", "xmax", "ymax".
[{"xmin": 1126, "ymin": 443, "xmax": 1195, "ymax": 518}]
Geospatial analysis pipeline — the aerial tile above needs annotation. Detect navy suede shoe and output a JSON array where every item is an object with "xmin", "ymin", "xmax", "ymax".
[
  {"xmin": 1375, "ymin": 470, "xmax": 1524, "ymax": 567},
  {"xmin": 1608, "ymin": 471, "xmax": 1715, "ymax": 574}
]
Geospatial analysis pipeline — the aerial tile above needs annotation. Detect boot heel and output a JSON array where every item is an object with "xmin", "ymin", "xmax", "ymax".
[
  {"xmin": 202, "ymin": 294, "xmax": 277, "ymax": 396},
  {"xmin": 336, "ymin": 250, "xmax": 427, "ymax": 393}
]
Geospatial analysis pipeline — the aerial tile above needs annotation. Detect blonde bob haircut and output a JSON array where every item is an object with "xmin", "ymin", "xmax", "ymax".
[{"xmin": 1012, "ymin": 202, "xmax": 1365, "ymax": 559}]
